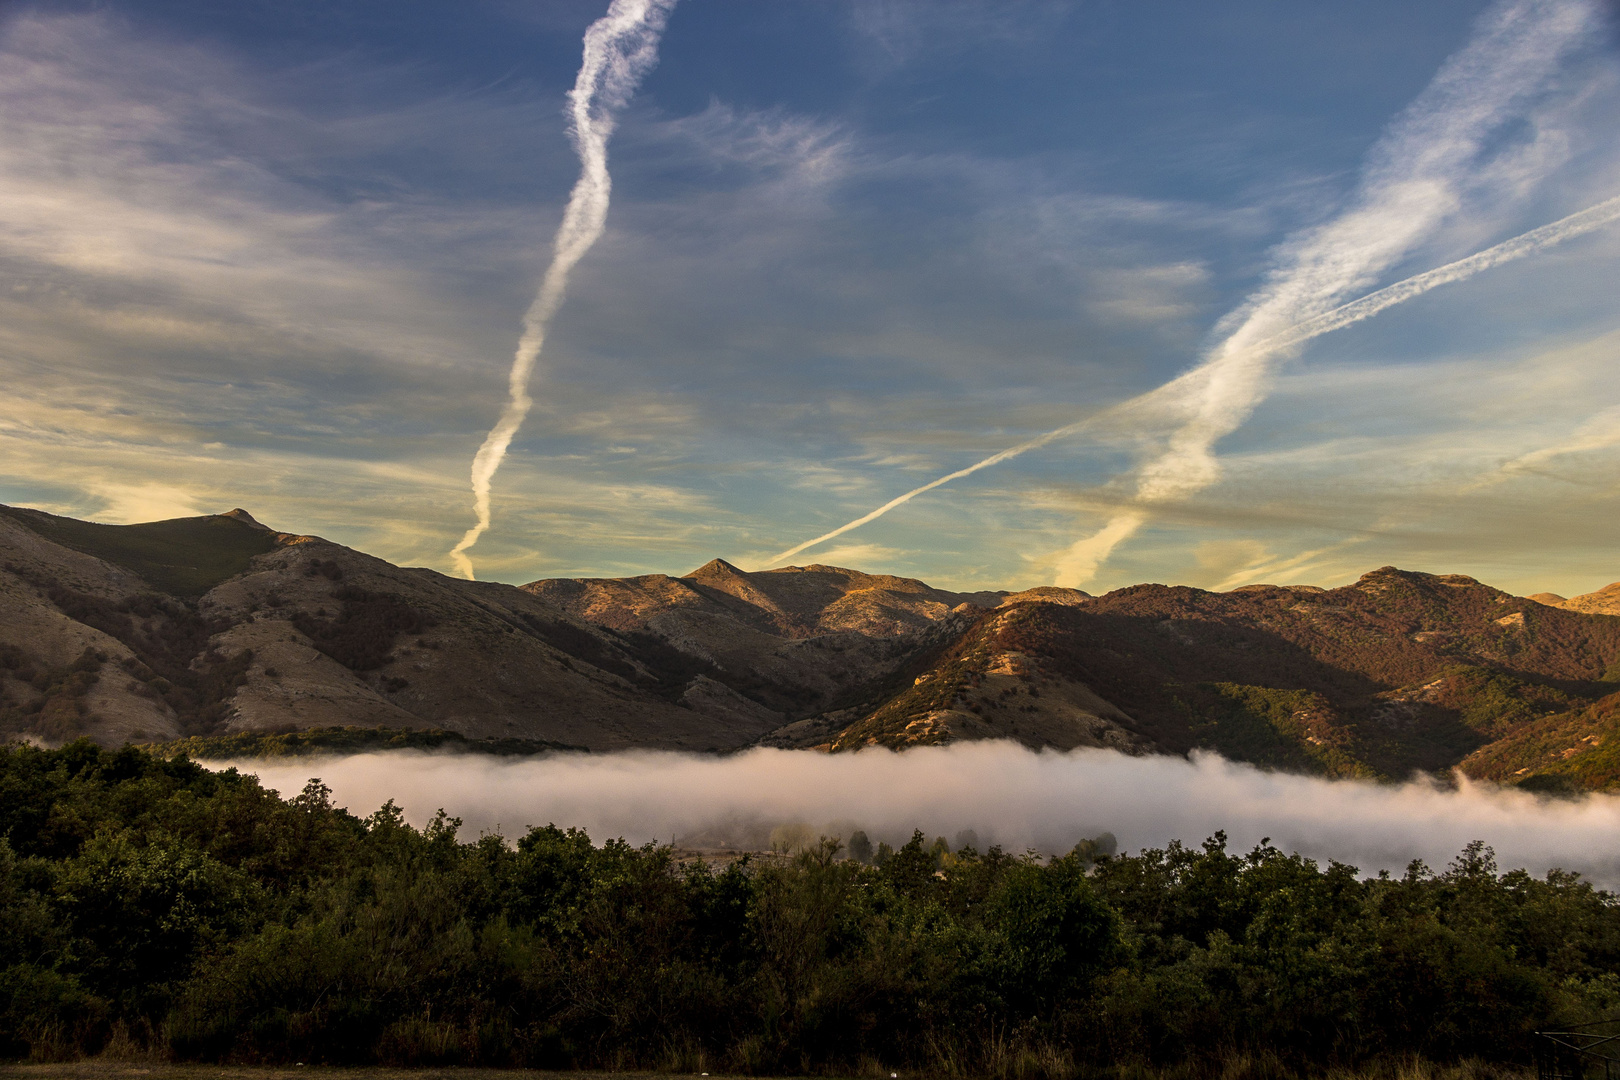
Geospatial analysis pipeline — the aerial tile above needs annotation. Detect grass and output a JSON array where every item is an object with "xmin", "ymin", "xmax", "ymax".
[{"xmin": 0, "ymin": 507, "xmax": 278, "ymax": 597}]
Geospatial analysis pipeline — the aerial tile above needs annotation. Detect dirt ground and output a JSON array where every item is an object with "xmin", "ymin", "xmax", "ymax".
[{"xmin": 0, "ymin": 1067, "xmax": 770, "ymax": 1080}]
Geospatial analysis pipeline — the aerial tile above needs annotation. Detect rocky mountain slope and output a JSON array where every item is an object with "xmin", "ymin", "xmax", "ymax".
[
  {"xmin": 0, "ymin": 505, "xmax": 822, "ymax": 751},
  {"xmin": 3, "ymin": 503, "xmax": 1618, "ymax": 789},
  {"xmin": 524, "ymin": 560, "xmax": 1000, "ymax": 728}
]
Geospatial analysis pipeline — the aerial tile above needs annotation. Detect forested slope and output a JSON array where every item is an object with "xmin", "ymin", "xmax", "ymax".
[{"xmin": 827, "ymin": 569, "xmax": 1620, "ymax": 788}]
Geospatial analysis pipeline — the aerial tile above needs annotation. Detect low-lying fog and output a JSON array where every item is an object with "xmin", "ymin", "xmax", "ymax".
[{"xmin": 217, "ymin": 743, "xmax": 1620, "ymax": 884}]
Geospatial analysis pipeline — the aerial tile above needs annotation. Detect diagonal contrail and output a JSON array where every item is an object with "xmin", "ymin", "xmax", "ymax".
[
  {"xmin": 770, "ymin": 0, "xmax": 1603, "ymax": 578},
  {"xmin": 1051, "ymin": 0, "xmax": 1602, "ymax": 585},
  {"xmin": 450, "ymin": 0, "xmax": 676, "ymax": 580},
  {"xmin": 764, "ymin": 192, "xmax": 1620, "ymax": 568}
]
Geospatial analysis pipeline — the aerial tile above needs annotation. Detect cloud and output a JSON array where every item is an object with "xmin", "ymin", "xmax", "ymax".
[
  {"xmin": 88, "ymin": 482, "xmax": 204, "ymax": 524},
  {"xmin": 848, "ymin": 0, "xmax": 1075, "ymax": 69},
  {"xmin": 1052, "ymin": 320, "xmax": 1620, "ymax": 597},
  {"xmin": 763, "ymin": 191, "xmax": 1620, "ymax": 579},
  {"xmin": 0, "ymin": 12, "xmax": 545, "ymax": 380},
  {"xmin": 0, "ymin": 2, "xmax": 1614, "ymax": 595},
  {"xmin": 1203, "ymin": 541, "xmax": 1366, "ymax": 592},
  {"xmin": 226, "ymin": 743, "xmax": 1620, "ymax": 885},
  {"xmin": 762, "ymin": 0, "xmax": 1617, "ymax": 590},
  {"xmin": 0, "ymin": 8, "xmax": 1260, "ymax": 587},
  {"xmin": 659, "ymin": 103, "xmax": 850, "ymax": 185},
  {"xmin": 1052, "ymin": 512, "xmax": 1144, "ymax": 590},
  {"xmin": 1128, "ymin": 0, "xmax": 1607, "ymax": 508},
  {"xmin": 809, "ymin": 542, "xmax": 909, "ymax": 570},
  {"xmin": 1471, "ymin": 403, "xmax": 1620, "ymax": 487}
]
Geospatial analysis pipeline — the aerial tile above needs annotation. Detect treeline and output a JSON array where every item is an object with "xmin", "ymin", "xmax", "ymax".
[{"xmin": 2, "ymin": 741, "xmax": 1617, "ymax": 1076}]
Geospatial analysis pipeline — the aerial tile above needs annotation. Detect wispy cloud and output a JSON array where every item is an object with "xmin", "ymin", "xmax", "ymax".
[
  {"xmin": 1, "ymin": 2, "xmax": 1615, "ymax": 593},
  {"xmin": 849, "ymin": 0, "xmax": 1075, "ymax": 69},
  {"xmin": 660, "ymin": 103, "xmax": 851, "ymax": 185},
  {"xmin": 1129, "ymin": 0, "xmax": 1606, "ymax": 507},
  {"xmin": 761, "ymin": 192, "xmax": 1620, "ymax": 577},
  {"xmin": 0, "ymin": 13, "xmax": 545, "ymax": 380},
  {"xmin": 1470, "ymin": 403, "xmax": 1620, "ymax": 488},
  {"xmin": 763, "ymin": 0, "xmax": 1614, "ymax": 588}
]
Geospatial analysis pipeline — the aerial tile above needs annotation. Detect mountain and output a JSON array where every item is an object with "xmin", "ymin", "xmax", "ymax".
[
  {"xmin": 1530, "ymin": 582, "xmax": 1620, "ymax": 616},
  {"xmin": 812, "ymin": 570, "xmax": 1620, "ymax": 787},
  {"xmin": 523, "ymin": 559, "xmax": 1002, "ymax": 727},
  {"xmin": 0, "ymin": 505, "xmax": 809, "ymax": 751},
  {"xmin": 3, "ymin": 503, "xmax": 1619, "ymax": 790}
]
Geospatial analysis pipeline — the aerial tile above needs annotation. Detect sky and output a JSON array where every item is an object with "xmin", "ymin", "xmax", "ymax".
[{"xmin": 0, "ymin": 0, "xmax": 1616, "ymax": 596}]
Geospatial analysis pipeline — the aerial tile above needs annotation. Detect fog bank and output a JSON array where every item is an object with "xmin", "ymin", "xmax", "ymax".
[{"xmin": 219, "ymin": 743, "xmax": 1620, "ymax": 884}]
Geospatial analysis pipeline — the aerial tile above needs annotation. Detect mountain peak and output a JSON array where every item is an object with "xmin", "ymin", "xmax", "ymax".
[
  {"xmin": 1355, "ymin": 566, "xmax": 1481, "ymax": 587},
  {"xmin": 1545, "ymin": 581, "xmax": 1620, "ymax": 616},
  {"xmin": 685, "ymin": 557, "xmax": 749, "ymax": 580},
  {"xmin": 220, "ymin": 508, "xmax": 271, "ymax": 531}
]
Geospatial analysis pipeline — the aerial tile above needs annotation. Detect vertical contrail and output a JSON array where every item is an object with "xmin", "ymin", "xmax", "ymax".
[{"xmin": 451, "ymin": 0, "xmax": 677, "ymax": 580}]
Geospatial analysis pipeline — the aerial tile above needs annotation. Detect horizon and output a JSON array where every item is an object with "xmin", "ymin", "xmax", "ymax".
[
  {"xmin": 5, "ymin": 497, "xmax": 1614, "ymax": 601},
  {"xmin": 0, "ymin": 0, "xmax": 1616, "ymax": 597}
]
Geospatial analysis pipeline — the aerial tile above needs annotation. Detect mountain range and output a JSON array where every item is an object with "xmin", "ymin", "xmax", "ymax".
[{"xmin": 2, "ymin": 503, "xmax": 1618, "ymax": 790}]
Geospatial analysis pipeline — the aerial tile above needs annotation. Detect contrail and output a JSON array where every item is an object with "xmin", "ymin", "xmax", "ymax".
[
  {"xmin": 450, "ymin": 0, "xmax": 676, "ymax": 580},
  {"xmin": 767, "ymin": 0, "xmax": 1602, "ymax": 576},
  {"xmin": 1221, "ymin": 197, "xmax": 1620, "ymax": 353},
  {"xmin": 1052, "ymin": 0, "xmax": 1600, "ymax": 585},
  {"xmin": 764, "ymin": 192, "xmax": 1620, "ymax": 568},
  {"xmin": 1466, "ymin": 401, "xmax": 1620, "ymax": 490}
]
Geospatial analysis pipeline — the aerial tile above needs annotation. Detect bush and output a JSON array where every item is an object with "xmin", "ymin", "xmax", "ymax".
[{"xmin": 1, "ymin": 741, "xmax": 1616, "ymax": 1072}]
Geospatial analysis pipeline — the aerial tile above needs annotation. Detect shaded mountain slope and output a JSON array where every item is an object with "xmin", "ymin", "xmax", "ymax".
[
  {"xmin": 821, "ymin": 568, "xmax": 1620, "ymax": 783},
  {"xmin": 0, "ymin": 505, "xmax": 280, "ymax": 596}
]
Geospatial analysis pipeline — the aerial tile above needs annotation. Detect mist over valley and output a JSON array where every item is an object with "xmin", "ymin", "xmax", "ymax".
[
  {"xmin": 3, "ymin": 0, "xmax": 1620, "ymax": 1071},
  {"xmin": 5, "ymin": 501, "xmax": 1620, "ymax": 839}
]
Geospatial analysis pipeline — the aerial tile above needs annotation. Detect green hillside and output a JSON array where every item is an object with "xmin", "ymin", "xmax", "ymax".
[{"xmin": 0, "ymin": 505, "xmax": 278, "ymax": 596}]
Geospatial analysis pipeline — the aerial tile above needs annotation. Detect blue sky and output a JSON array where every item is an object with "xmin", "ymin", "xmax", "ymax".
[{"xmin": 0, "ymin": 0, "xmax": 1616, "ymax": 595}]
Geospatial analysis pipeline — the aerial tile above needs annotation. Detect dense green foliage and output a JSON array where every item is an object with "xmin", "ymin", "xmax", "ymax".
[
  {"xmin": 147, "ymin": 726, "xmax": 584, "ymax": 759},
  {"xmin": 2, "ymin": 741, "xmax": 1617, "ymax": 1075}
]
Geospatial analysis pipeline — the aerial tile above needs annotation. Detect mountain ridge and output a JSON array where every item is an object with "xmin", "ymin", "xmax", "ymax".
[
  {"xmin": 3, "ymin": 503, "xmax": 1618, "ymax": 790},
  {"xmin": 1530, "ymin": 582, "xmax": 1620, "ymax": 616}
]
